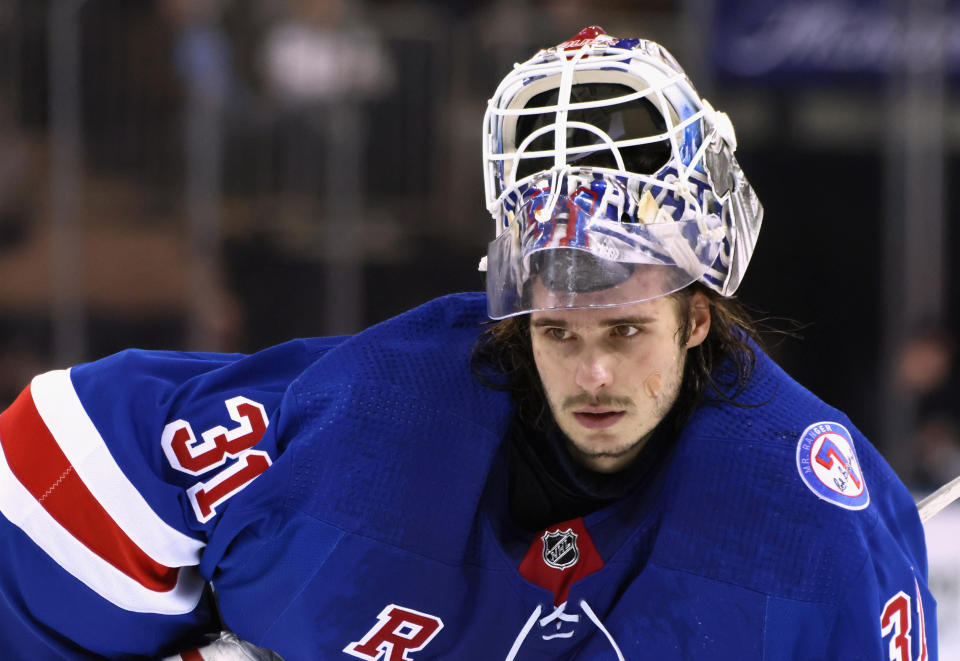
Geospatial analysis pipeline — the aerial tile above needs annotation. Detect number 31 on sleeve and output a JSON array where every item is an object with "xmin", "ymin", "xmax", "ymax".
[
  {"xmin": 161, "ymin": 397, "xmax": 271, "ymax": 523},
  {"xmin": 880, "ymin": 579, "xmax": 930, "ymax": 661}
]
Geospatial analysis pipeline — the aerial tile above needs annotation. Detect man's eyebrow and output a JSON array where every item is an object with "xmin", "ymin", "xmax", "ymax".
[
  {"xmin": 600, "ymin": 316, "xmax": 657, "ymax": 327},
  {"xmin": 531, "ymin": 315, "xmax": 656, "ymax": 328},
  {"xmin": 531, "ymin": 317, "xmax": 567, "ymax": 328}
]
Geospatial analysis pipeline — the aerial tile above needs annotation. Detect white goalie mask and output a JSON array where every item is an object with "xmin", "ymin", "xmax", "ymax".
[{"xmin": 480, "ymin": 26, "xmax": 763, "ymax": 319}]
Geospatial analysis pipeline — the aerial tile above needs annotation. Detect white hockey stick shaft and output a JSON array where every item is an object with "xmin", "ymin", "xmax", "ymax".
[{"xmin": 917, "ymin": 473, "xmax": 960, "ymax": 523}]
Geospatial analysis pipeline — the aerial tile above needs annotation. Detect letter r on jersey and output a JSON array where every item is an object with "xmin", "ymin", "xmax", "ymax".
[{"xmin": 344, "ymin": 604, "xmax": 444, "ymax": 661}]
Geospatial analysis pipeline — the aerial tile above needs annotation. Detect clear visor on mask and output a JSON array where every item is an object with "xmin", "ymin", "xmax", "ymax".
[{"xmin": 485, "ymin": 194, "xmax": 724, "ymax": 319}]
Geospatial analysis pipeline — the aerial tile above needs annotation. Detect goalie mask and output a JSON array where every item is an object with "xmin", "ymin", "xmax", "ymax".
[{"xmin": 481, "ymin": 26, "xmax": 763, "ymax": 319}]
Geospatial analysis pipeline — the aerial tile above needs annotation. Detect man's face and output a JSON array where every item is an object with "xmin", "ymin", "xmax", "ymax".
[{"xmin": 530, "ymin": 293, "xmax": 709, "ymax": 473}]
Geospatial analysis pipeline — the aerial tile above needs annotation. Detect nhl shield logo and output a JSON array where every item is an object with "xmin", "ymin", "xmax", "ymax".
[{"xmin": 541, "ymin": 528, "xmax": 580, "ymax": 570}]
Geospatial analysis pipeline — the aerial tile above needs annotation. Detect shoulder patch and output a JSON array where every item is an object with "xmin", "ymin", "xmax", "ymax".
[{"xmin": 795, "ymin": 421, "xmax": 870, "ymax": 510}]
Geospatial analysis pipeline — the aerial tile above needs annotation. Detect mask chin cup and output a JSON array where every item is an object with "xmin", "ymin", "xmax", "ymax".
[{"xmin": 484, "ymin": 208, "xmax": 724, "ymax": 319}]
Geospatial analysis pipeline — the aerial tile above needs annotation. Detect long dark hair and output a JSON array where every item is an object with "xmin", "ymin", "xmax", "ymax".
[{"xmin": 470, "ymin": 283, "xmax": 763, "ymax": 434}]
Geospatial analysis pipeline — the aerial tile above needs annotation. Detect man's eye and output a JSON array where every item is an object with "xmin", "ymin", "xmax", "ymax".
[
  {"xmin": 547, "ymin": 328, "xmax": 571, "ymax": 341},
  {"xmin": 613, "ymin": 325, "xmax": 640, "ymax": 338}
]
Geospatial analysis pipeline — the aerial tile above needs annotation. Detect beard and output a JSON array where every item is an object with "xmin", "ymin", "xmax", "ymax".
[{"xmin": 555, "ymin": 349, "xmax": 686, "ymax": 472}]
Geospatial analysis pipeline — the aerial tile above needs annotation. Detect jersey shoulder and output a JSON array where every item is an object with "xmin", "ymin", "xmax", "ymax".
[
  {"xmin": 243, "ymin": 292, "xmax": 513, "ymax": 563},
  {"xmin": 654, "ymin": 345, "xmax": 925, "ymax": 604}
]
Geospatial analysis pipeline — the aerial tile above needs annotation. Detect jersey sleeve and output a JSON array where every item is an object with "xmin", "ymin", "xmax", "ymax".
[
  {"xmin": 814, "ymin": 544, "xmax": 935, "ymax": 660},
  {"xmin": 762, "ymin": 429, "xmax": 938, "ymax": 661},
  {"xmin": 761, "ymin": 550, "xmax": 936, "ymax": 660},
  {"xmin": 0, "ymin": 338, "xmax": 339, "ymax": 658},
  {"xmin": 854, "ymin": 435, "xmax": 938, "ymax": 661}
]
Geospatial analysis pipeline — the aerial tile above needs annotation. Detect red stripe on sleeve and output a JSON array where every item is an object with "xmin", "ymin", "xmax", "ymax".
[
  {"xmin": 0, "ymin": 384, "xmax": 180, "ymax": 592},
  {"xmin": 180, "ymin": 649, "xmax": 205, "ymax": 661}
]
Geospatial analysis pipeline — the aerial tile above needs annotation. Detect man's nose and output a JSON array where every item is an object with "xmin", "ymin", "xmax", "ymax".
[{"xmin": 575, "ymin": 350, "xmax": 614, "ymax": 395}]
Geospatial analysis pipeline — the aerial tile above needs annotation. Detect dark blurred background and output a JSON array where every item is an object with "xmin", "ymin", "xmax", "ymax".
[{"xmin": 1, "ymin": 0, "xmax": 959, "ymax": 494}]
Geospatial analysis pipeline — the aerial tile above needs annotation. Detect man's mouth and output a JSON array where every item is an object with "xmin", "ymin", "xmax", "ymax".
[{"xmin": 572, "ymin": 410, "xmax": 625, "ymax": 429}]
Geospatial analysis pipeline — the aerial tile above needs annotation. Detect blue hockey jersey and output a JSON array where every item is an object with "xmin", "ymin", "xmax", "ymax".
[{"xmin": 0, "ymin": 293, "xmax": 937, "ymax": 660}]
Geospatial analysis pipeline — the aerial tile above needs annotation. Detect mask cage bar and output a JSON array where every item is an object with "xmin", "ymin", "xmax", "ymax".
[{"xmin": 483, "ymin": 42, "xmax": 709, "ymax": 235}]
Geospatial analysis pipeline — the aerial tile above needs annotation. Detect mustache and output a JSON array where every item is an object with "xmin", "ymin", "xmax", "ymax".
[{"xmin": 562, "ymin": 392, "xmax": 633, "ymax": 410}]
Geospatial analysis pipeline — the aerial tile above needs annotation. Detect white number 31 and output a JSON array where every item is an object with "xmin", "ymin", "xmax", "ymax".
[
  {"xmin": 880, "ymin": 579, "xmax": 929, "ymax": 661},
  {"xmin": 161, "ymin": 397, "xmax": 271, "ymax": 523}
]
